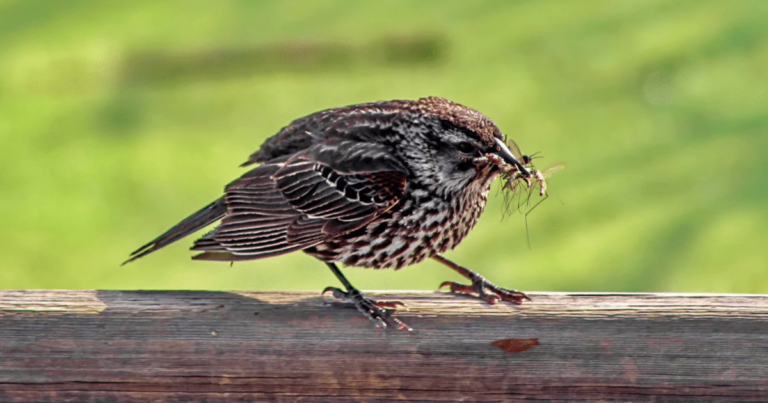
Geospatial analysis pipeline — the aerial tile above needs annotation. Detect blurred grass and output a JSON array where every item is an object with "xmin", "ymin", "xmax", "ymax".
[{"xmin": 0, "ymin": 0, "xmax": 766, "ymax": 292}]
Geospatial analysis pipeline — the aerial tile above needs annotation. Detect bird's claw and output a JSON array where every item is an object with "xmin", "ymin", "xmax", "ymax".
[
  {"xmin": 322, "ymin": 287, "xmax": 411, "ymax": 331},
  {"xmin": 439, "ymin": 278, "xmax": 531, "ymax": 305}
]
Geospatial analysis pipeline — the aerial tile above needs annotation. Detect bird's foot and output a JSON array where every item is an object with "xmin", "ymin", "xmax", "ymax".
[
  {"xmin": 322, "ymin": 287, "xmax": 411, "ymax": 331},
  {"xmin": 439, "ymin": 275, "xmax": 531, "ymax": 305}
]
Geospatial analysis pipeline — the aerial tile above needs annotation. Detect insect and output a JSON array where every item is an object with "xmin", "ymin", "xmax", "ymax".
[
  {"xmin": 480, "ymin": 139, "xmax": 561, "ymax": 203},
  {"xmin": 480, "ymin": 140, "xmax": 563, "ymax": 250}
]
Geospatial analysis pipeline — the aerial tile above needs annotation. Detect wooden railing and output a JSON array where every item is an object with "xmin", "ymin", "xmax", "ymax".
[{"xmin": 1, "ymin": 290, "xmax": 767, "ymax": 402}]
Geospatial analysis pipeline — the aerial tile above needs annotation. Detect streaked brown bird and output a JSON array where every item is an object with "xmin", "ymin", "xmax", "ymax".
[{"xmin": 126, "ymin": 97, "xmax": 537, "ymax": 330}]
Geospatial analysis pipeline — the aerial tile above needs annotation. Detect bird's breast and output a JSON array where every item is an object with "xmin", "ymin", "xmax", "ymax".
[{"xmin": 308, "ymin": 177, "xmax": 492, "ymax": 269}]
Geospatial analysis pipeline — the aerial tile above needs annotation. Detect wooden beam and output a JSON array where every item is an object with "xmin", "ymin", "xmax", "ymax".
[{"xmin": 1, "ymin": 291, "xmax": 767, "ymax": 402}]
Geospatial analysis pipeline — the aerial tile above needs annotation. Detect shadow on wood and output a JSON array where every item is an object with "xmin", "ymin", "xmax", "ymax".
[{"xmin": 1, "ymin": 291, "xmax": 767, "ymax": 402}]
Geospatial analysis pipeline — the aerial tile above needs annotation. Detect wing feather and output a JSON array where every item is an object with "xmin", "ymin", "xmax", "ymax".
[{"xmin": 192, "ymin": 141, "xmax": 407, "ymax": 261}]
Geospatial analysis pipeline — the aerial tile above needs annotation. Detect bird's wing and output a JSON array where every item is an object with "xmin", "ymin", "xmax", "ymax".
[
  {"xmin": 192, "ymin": 141, "xmax": 407, "ymax": 261},
  {"xmin": 241, "ymin": 100, "xmax": 408, "ymax": 166}
]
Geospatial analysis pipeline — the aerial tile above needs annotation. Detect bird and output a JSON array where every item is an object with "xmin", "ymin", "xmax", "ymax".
[{"xmin": 125, "ymin": 96, "xmax": 537, "ymax": 330}]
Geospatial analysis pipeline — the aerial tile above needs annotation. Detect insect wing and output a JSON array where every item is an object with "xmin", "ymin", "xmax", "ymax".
[
  {"xmin": 540, "ymin": 164, "xmax": 565, "ymax": 178},
  {"xmin": 506, "ymin": 138, "xmax": 524, "ymax": 160}
]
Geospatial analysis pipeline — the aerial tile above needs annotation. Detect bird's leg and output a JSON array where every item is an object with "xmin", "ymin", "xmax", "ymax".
[
  {"xmin": 434, "ymin": 254, "xmax": 531, "ymax": 305},
  {"xmin": 322, "ymin": 262, "xmax": 411, "ymax": 331}
]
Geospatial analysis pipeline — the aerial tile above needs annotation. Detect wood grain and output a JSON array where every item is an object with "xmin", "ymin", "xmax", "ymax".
[{"xmin": 1, "ymin": 290, "xmax": 767, "ymax": 402}]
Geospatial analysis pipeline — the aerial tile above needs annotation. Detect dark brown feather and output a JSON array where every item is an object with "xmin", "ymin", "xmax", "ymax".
[
  {"xmin": 241, "ymin": 97, "xmax": 503, "ymax": 166},
  {"xmin": 189, "ymin": 142, "xmax": 407, "ymax": 261},
  {"xmin": 123, "ymin": 199, "xmax": 226, "ymax": 265}
]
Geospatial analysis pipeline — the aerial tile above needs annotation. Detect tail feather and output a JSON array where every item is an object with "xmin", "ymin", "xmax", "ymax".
[{"xmin": 123, "ymin": 198, "xmax": 227, "ymax": 265}]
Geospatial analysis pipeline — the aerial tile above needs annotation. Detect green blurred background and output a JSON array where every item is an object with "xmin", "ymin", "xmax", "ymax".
[{"xmin": 1, "ymin": 0, "xmax": 766, "ymax": 293}]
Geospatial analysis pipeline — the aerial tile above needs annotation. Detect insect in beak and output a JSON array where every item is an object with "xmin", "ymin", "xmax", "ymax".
[{"xmin": 492, "ymin": 138, "xmax": 531, "ymax": 178}]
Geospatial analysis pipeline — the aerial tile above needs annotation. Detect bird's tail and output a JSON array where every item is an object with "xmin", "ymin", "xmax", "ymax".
[{"xmin": 123, "ymin": 198, "xmax": 227, "ymax": 265}]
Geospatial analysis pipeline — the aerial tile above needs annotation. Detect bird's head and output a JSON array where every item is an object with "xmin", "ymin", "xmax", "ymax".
[{"xmin": 395, "ymin": 97, "xmax": 533, "ymax": 198}]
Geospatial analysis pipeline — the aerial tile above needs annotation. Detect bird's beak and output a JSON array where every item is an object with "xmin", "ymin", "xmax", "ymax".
[{"xmin": 493, "ymin": 138, "xmax": 531, "ymax": 177}]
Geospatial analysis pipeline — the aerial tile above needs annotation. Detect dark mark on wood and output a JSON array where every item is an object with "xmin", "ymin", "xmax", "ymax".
[{"xmin": 491, "ymin": 338, "xmax": 539, "ymax": 353}]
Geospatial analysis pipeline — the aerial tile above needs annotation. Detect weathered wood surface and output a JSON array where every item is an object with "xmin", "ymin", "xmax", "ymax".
[{"xmin": 1, "ymin": 290, "xmax": 767, "ymax": 402}]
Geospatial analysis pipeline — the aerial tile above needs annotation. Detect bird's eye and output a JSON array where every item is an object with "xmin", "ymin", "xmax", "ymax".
[{"xmin": 456, "ymin": 142, "xmax": 475, "ymax": 154}]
